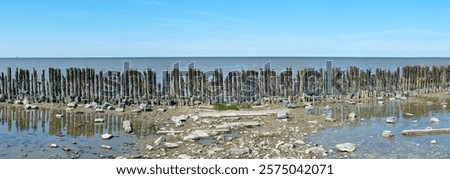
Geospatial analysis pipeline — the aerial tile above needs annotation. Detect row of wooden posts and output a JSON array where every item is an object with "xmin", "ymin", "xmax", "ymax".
[{"xmin": 0, "ymin": 63, "xmax": 450, "ymax": 105}]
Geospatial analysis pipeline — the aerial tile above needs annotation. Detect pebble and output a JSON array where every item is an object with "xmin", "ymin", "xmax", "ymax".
[
  {"xmin": 336, "ymin": 143, "xmax": 356, "ymax": 152},
  {"xmin": 101, "ymin": 133, "xmax": 113, "ymax": 140},
  {"xmin": 381, "ymin": 130, "xmax": 394, "ymax": 138},
  {"xmin": 101, "ymin": 145, "xmax": 112, "ymax": 150},
  {"xmin": 49, "ymin": 144, "xmax": 58, "ymax": 148},
  {"xmin": 430, "ymin": 117, "xmax": 440, "ymax": 123},
  {"xmin": 431, "ymin": 140, "xmax": 437, "ymax": 144},
  {"xmin": 386, "ymin": 117, "xmax": 397, "ymax": 124},
  {"xmin": 164, "ymin": 142, "xmax": 180, "ymax": 148}
]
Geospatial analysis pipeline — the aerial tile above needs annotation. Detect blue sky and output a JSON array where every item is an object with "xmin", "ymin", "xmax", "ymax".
[{"xmin": 1, "ymin": 0, "xmax": 450, "ymax": 57}]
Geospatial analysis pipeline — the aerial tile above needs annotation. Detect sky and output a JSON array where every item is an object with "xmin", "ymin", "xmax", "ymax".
[{"xmin": 1, "ymin": 0, "xmax": 450, "ymax": 57}]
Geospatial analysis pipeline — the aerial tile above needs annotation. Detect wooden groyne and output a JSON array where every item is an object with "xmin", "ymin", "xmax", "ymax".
[{"xmin": 0, "ymin": 63, "xmax": 450, "ymax": 106}]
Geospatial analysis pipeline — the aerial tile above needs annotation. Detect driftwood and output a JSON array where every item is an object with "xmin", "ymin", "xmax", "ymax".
[
  {"xmin": 216, "ymin": 121, "xmax": 261, "ymax": 129},
  {"xmin": 198, "ymin": 109, "xmax": 289, "ymax": 118},
  {"xmin": 402, "ymin": 128, "xmax": 450, "ymax": 136}
]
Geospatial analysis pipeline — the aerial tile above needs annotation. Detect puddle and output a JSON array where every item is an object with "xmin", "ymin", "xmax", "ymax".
[
  {"xmin": 0, "ymin": 106, "xmax": 157, "ymax": 159},
  {"xmin": 308, "ymin": 99, "xmax": 450, "ymax": 158}
]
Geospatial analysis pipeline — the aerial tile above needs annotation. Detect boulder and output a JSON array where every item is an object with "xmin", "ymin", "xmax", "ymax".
[
  {"xmin": 336, "ymin": 143, "xmax": 356, "ymax": 152},
  {"xmin": 386, "ymin": 117, "xmax": 397, "ymax": 124},
  {"xmin": 305, "ymin": 147, "xmax": 326, "ymax": 155},
  {"xmin": 277, "ymin": 112, "xmax": 288, "ymax": 119},
  {"xmin": 381, "ymin": 130, "xmax": 394, "ymax": 138},
  {"xmin": 123, "ymin": 120, "xmax": 133, "ymax": 133},
  {"xmin": 183, "ymin": 130, "xmax": 209, "ymax": 141},
  {"xmin": 101, "ymin": 133, "xmax": 113, "ymax": 140},
  {"xmin": 164, "ymin": 142, "xmax": 180, "ymax": 148},
  {"xmin": 430, "ymin": 117, "xmax": 439, "ymax": 123},
  {"xmin": 348, "ymin": 112, "xmax": 356, "ymax": 119},
  {"xmin": 139, "ymin": 103, "xmax": 152, "ymax": 111}
]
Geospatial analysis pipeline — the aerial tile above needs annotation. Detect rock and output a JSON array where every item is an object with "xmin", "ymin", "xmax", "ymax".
[
  {"xmin": 183, "ymin": 130, "xmax": 209, "ymax": 141},
  {"xmin": 294, "ymin": 140, "xmax": 305, "ymax": 145},
  {"xmin": 107, "ymin": 106, "xmax": 115, "ymax": 110},
  {"xmin": 336, "ymin": 143, "xmax": 356, "ymax": 152},
  {"xmin": 325, "ymin": 117, "xmax": 336, "ymax": 122},
  {"xmin": 324, "ymin": 105, "xmax": 332, "ymax": 111},
  {"xmin": 95, "ymin": 108, "xmax": 104, "ymax": 113},
  {"xmin": 277, "ymin": 112, "xmax": 288, "ymax": 119},
  {"xmin": 84, "ymin": 103, "xmax": 95, "ymax": 109},
  {"xmin": 146, "ymin": 144, "xmax": 153, "ymax": 151},
  {"xmin": 49, "ymin": 144, "xmax": 58, "ymax": 148},
  {"xmin": 386, "ymin": 117, "xmax": 397, "ymax": 124},
  {"xmin": 55, "ymin": 114, "xmax": 64, "ymax": 118},
  {"xmin": 24, "ymin": 104, "xmax": 38, "ymax": 110},
  {"xmin": 190, "ymin": 115, "xmax": 199, "ymax": 121},
  {"xmin": 305, "ymin": 147, "xmax": 326, "ymax": 155},
  {"xmin": 65, "ymin": 107, "xmax": 73, "ymax": 111},
  {"xmin": 172, "ymin": 115, "xmax": 188, "ymax": 126},
  {"xmin": 101, "ymin": 145, "xmax": 112, "ymax": 150},
  {"xmin": 382, "ymin": 130, "xmax": 394, "ymax": 138},
  {"xmin": 101, "ymin": 102, "xmax": 111, "ymax": 109},
  {"xmin": 228, "ymin": 148, "xmax": 249, "ymax": 155},
  {"xmin": 431, "ymin": 140, "xmax": 437, "ymax": 144},
  {"xmin": 14, "ymin": 100, "xmax": 23, "ymax": 105},
  {"xmin": 154, "ymin": 136, "xmax": 165, "ymax": 146},
  {"xmin": 178, "ymin": 154, "xmax": 193, "ymax": 159},
  {"xmin": 430, "ymin": 117, "xmax": 439, "ymax": 123},
  {"xmin": 164, "ymin": 142, "xmax": 180, "ymax": 148},
  {"xmin": 131, "ymin": 108, "xmax": 142, "ymax": 113},
  {"xmin": 101, "ymin": 133, "xmax": 113, "ymax": 140},
  {"xmin": 94, "ymin": 118, "xmax": 105, "ymax": 123},
  {"xmin": 286, "ymin": 103, "xmax": 297, "ymax": 109},
  {"xmin": 157, "ymin": 108, "xmax": 166, "ymax": 112},
  {"xmin": 62, "ymin": 147, "xmax": 71, "ymax": 151},
  {"xmin": 139, "ymin": 103, "xmax": 152, "ymax": 111},
  {"xmin": 123, "ymin": 120, "xmax": 133, "ymax": 133},
  {"xmin": 405, "ymin": 113, "xmax": 414, "ymax": 116},
  {"xmin": 348, "ymin": 112, "xmax": 356, "ymax": 119},
  {"xmin": 279, "ymin": 143, "xmax": 294, "ymax": 150},
  {"xmin": 67, "ymin": 102, "xmax": 77, "ymax": 108},
  {"xmin": 115, "ymin": 108, "xmax": 125, "ymax": 112}
]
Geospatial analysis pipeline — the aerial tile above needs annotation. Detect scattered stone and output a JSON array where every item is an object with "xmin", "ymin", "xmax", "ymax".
[
  {"xmin": 228, "ymin": 148, "xmax": 249, "ymax": 155},
  {"xmin": 405, "ymin": 113, "xmax": 414, "ymax": 116},
  {"xmin": 412, "ymin": 120, "xmax": 418, "ymax": 123},
  {"xmin": 183, "ymin": 130, "xmax": 209, "ymax": 140},
  {"xmin": 431, "ymin": 140, "xmax": 437, "ymax": 144},
  {"xmin": 14, "ymin": 100, "xmax": 23, "ymax": 105},
  {"xmin": 123, "ymin": 120, "xmax": 133, "ymax": 133},
  {"xmin": 382, "ymin": 130, "xmax": 394, "ymax": 138},
  {"xmin": 164, "ymin": 142, "xmax": 180, "ymax": 148},
  {"xmin": 325, "ymin": 117, "xmax": 336, "ymax": 122},
  {"xmin": 67, "ymin": 102, "xmax": 77, "ymax": 108},
  {"xmin": 146, "ymin": 144, "xmax": 153, "ymax": 151},
  {"xmin": 139, "ymin": 103, "xmax": 152, "ymax": 111},
  {"xmin": 24, "ymin": 104, "xmax": 38, "ymax": 110},
  {"xmin": 277, "ymin": 112, "xmax": 288, "ymax": 119},
  {"xmin": 430, "ymin": 117, "xmax": 440, "ymax": 123},
  {"xmin": 172, "ymin": 115, "xmax": 188, "ymax": 126},
  {"xmin": 55, "ymin": 114, "xmax": 64, "ymax": 118},
  {"xmin": 386, "ymin": 117, "xmax": 397, "ymax": 124},
  {"xmin": 101, "ymin": 145, "xmax": 112, "ymax": 150},
  {"xmin": 157, "ymin": 108, "xmax": 166, "ymax": 112},
  {"xmin": 72, "ymin": 141, "xmax": 77, "ymax": 144},
  {"xmin": 62, "ymin": 147, "xmax": 71, "ymax": 151},
  {"xmin": 94, "ymin": 118, "xmax": 105, "ymax": 123},
  {"xmin": 49, "ymin": 144, "xmax": 58, "ymax": 148},
  {"xmin": 115, "ymin": 108, "xmax": 125, "ymax": 112},
  {"xmin": 286, "ymin": 103, "xmax": 297, "ymax": 109},
  {"xmin": 101, "ymin": 133, "xmax": 113, "ymax": 140},
  {"xmin": 305, "ymin": 147, "xmax": 326, "ymax": 155},
  {"xmin": 107, "ymin": 106, "xmax": 115, "ymax": 110},
  {"xmin": 348, "ymin": 112, "xmax": 356, "ymax": 119},
  {"xmin": 336, "ymin": 143, "xmax": 356, "ymax": 152},
  {"xmin": 190, "ymin": 115, "xmax": 199, "ymax": 121},
  {"xmin": 294, "ymin": 140, "xmax": 305, "ymax": 145},
  {"xmin": 178, "ymin": 154, "xmax": 193, "ymax": 159},
  {"xmin": 95, "ymin": 108, "xmax": 104, "ymax": 113},
  {"xmin": 154, "ymin": 136, "xmax": 165, "ymax": 146}
]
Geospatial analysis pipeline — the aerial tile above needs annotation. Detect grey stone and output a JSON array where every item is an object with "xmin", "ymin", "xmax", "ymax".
[
  {"xmin": 178, "ymin": 154, "xmax": 193, "ymax": 159},
  {"xmin": 386, "ymin": 117, "xmax": 397, "ymax": 124},
  {"xmin": 115, "ymin": 108, "xmax": 125, "ymax": 112},
  {"xmin": 228, "ymin": 148, "xmax": 249, "ymax": 155},
  {"xmin": 101, "ymin": 145, "xmax": 112, "ymax": 150},
  {"xmin": 101, "ymin": 133, "xmax": 113, "ymax": 140},
  {"xmin": 123, "ymin": 120, "xmax": 133, "ymax": 133},
  {"xmin": 305, "ymin": 147, "xmax": 326, "ymax": 154},
  {"xmin": 348, "ymin": 112, "xmax": 356, "ymax": 119},
  {"xmin": 164, "ymin": 142, "xmax": 180, "ymax": 148},
  {"xmin": 94, "ymin": 118, "xmax": 105, "ymax": 123},
  {"xmin": 67, "ymin": 102, "xmax": 77, "ymax": 108},
  {"xmin": 382, "ymin": 130, "xmax": 394, "ymax": 138},
  {"xmin": 139, "ymin": 103, "xmax": 152, "ymax": 111},
  {"xmin": 277, "ymin": 112, "xmax": 288, "ymax": 119},
  {"xmin": 336, "ymin": 143, "xmax": 356, "ymax": 152},
  {"xmin": 154, "ymin": 136, "xmax": 165, "ymax": 146},
  {"xmin": 183, "ymin": 130, "xmax": 209, "ymax": 141},
  {"xmin": 49, "ymin": 144, "xmax": 58, "ymax": 148},
  {"xmin": 430, "ymin": 117, "xmax": 439, "ymax": 123}
]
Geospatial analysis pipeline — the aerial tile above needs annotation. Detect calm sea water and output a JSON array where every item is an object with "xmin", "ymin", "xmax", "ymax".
[{"xmin": 1, "ymin": 57, "xmax": 450, "ymax": 74}]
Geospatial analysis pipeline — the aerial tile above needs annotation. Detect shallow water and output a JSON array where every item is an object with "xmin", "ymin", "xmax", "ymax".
[
  {"xmin": 0, "ymin": 106, "xmax": 157, "ymax": 159},
  {"xmin": 308, "ymin": 99, "xmax": 450, "ymax": 159}
]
